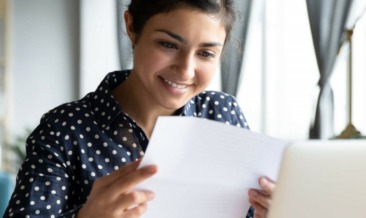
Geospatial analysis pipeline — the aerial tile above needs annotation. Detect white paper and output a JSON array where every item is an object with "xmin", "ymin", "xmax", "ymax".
[{"xmin": 136, "ymin": 116, "xmax": 288, "ymax": 218}]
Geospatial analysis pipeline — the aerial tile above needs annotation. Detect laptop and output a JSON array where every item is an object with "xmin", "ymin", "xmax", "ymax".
[{"xmin": 267, "ymin": 139, "xmax": 366, "ymax": 218}]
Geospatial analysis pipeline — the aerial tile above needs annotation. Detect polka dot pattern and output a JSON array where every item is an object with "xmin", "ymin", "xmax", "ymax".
[{"xmin": 4, "ymin": 70, "xmax": 250, "ymax": 218}]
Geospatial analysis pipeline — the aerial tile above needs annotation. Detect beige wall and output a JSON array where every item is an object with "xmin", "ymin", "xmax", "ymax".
[{"xmin": 8, "ymin": 0, "xmax": 80, "ymax": 137}]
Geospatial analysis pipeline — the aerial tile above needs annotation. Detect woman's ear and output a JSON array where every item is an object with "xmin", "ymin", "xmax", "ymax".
[{"xmin": 124, "ymin": 11, "xmax": 136, "ymax": 44}]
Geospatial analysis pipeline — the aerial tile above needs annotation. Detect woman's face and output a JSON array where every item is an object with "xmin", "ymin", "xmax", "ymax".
[{"xmin": 126, "ymin": 7, "xmax": 226, "ymax": 111}]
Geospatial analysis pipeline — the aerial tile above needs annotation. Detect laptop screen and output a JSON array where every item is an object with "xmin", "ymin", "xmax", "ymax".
[{"xmin": 267, "ymin": 140, "xmax": 366, "ymax": 218}]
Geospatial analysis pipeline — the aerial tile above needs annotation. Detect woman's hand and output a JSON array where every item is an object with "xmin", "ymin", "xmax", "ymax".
[
  {"xmin": 248, "ymin": 177, "xmax": 276, "ymax": 218},
  {"xmin": 77, "ymin": 160, "xmax": 158, "ymax": 218}
]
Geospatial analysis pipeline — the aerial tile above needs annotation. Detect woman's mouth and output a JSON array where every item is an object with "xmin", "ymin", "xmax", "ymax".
[{"xmin": 163, "ymin": 78, "xmax": 190, "ymax": 89}]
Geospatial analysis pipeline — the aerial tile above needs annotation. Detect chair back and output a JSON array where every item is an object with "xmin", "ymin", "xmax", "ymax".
[{"xmin": 0, "ymin": 172, "xmax": 14, "ymax": 217}]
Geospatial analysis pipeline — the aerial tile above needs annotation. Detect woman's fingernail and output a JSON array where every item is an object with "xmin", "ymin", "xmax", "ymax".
[
  {"xmin": 148, "ymin": 191, "xmax": 155, "ymax": 200},
  {"xmin": 144, "ymin": 165, "xmax": 157, "ymax": 173},
  {"xmin": 260, "ymin": 177, "xmax": 268, "ymax": 186},
  {"xmin": 249, "ymin": 189, "xmax": 257, "ymax": 197}
]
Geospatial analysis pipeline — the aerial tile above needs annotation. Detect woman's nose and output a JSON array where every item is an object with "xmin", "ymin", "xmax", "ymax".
[{"xmin": 174, "ymin": 52, "xmax": 195, "ymax": 80}]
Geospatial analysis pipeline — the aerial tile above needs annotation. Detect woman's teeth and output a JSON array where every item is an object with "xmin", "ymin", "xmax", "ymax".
[{"xmin": 164, "ymin": 79, "xmax": 189, "ymax": 89}]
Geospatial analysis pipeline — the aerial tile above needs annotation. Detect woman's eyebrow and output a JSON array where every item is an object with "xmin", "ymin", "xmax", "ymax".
[
  {"xmin": 200, "ymin": 42, "xmax": 223, "ymax": 48},
  {"xmin": 155, "ymin": 29, "xmax": 186, "ymax": 43},
  {"xmin": 155, "ymin": 29, "xmax": 223, "ymax": 48}
]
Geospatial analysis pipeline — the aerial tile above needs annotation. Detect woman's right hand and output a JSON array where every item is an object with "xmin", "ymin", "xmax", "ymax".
[{"xmin": 77, "ymin": 160, "xmax": 158, "ymax": 218}]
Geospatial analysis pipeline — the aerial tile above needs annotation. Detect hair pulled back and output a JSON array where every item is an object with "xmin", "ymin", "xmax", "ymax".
[{"xmin": 127, "ymin": 0, "xmax": 236, "ymax": 43}]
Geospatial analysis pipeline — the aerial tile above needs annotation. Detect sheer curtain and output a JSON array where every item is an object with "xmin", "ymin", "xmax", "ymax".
[
  {"xmin": 237, "ymin": 0, "xmax": 366, "ymax": 139},
  {"xmin": 238, "ymin": 0, "xmax": 319, "ymax": 138},
  {"xmin": 306, "ymin": 0, "xmax": 354, "ymax": 139}
]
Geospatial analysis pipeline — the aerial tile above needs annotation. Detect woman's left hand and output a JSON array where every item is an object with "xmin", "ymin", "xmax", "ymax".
[{"xmin": 248, "ymin": 177, "xmax": 276, "ymax": 218}]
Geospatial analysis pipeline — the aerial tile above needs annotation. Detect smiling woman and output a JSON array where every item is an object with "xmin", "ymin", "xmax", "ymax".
[
  {"xmin": 4, "ymin": 1, "xmax": 274, "ymax": 218},
  {"xmin": 115, "ymin": 7, "xmax": 227, "ymax": 137}
]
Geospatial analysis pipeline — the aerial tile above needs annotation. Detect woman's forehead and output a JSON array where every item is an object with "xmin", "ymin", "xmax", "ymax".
[
  {"xmin": 146, "ymin": 8, "xmax": 224, "ymax": 30},
  {"xmin": 143, "ymin": 8, "xmax": 227, "ymax": 42}
]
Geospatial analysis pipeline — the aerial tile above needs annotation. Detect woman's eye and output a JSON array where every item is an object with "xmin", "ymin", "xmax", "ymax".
[
  {"xmin": 199, "ymin": 51, "xmax": 216, "ymax": 59},
  {"xmin": 159, "ymin": 41, "xmax": 177, "ymax": 49}
]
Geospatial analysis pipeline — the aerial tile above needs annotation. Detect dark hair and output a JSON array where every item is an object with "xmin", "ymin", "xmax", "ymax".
[{"xmin": 127, "ymin": 0, "xmax": 236, "ymax": 44}]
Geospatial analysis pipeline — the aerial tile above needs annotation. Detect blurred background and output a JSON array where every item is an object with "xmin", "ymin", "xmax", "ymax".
[{"xmin": 0, "ymin": 0, "xmax": 365, "ymax": 215}]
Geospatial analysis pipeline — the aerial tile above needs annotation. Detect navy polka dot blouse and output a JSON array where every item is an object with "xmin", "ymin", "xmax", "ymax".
[{"xmin": 4, "ymin": 70, "xmax": 254, "ymax": 218}]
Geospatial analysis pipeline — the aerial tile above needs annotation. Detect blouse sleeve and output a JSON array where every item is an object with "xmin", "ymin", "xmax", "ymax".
[
  {"xmin": 4, "ymin": 113, "xmax": 81, "ymax": 218},
  {"xmin": 226, "ymin": 95, "xmax": 250, "ymax": 129}
]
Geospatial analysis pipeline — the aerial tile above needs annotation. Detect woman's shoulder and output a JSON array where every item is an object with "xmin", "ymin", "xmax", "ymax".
[
  {"xmin": 193, "ymin": 90, "xmax": 240, "ymax": 108},
  {"xmin": 40, "ymin": 95, "xmax": 94, "ymax": 128},
  {"xmin": 40, "ymin": 70, "xmax": 127, "ymax": 126},
  {"xmin": 187, "ymin": 90, "xmax": 249, "ymax": 128}
]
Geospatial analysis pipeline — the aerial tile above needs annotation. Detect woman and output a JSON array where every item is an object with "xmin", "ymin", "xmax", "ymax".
[{"xmin": 5, "ymin": 0, "xmax": 275, "ymax": 217}]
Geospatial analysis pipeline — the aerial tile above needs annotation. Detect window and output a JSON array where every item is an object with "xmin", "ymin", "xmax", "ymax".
[
  {"xmin": 238, "ymin": 0, "xmax": 366, "ymax": 139},
  {"xmin": 332, "ymin": 11, "xmax": 366, "ymax": 136}
]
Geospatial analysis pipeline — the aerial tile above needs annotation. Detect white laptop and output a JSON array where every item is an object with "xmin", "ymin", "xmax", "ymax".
[{"xmin": 267, "ymin": 139, "xmax": 366, "ymax": 218}]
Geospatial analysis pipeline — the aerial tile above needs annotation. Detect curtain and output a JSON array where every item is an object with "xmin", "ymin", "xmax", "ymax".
[
  {"xmin": 117, "ymin": 0, "xmax": 133, "ymax": 70},
  {"xmin": 221, "ymin": 0, "xmax": 253, "ymax": 96},
  {"xmin": 306, "ymin": 0, "xmax": 353, "ymax": 139}
]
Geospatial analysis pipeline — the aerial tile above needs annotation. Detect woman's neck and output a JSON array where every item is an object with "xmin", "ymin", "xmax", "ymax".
[{"xmin": 112, "ymin": 72, "xmax": 176, "ymax": 139}]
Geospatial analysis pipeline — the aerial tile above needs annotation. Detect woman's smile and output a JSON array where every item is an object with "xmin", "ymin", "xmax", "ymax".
[
  {"xmin": 163, "ymin": 78, "xmax": 190, "ymax": 90},
  {"xmin": 160, "ymin": 76, "xmax": 193, "ymax": 95}
]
